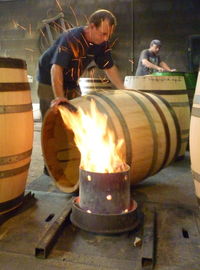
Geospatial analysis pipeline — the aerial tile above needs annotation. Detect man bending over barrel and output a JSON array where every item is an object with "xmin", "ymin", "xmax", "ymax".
[{"xmin": 37, "ymin": 9, "xmax": 125, "ymax": 120}]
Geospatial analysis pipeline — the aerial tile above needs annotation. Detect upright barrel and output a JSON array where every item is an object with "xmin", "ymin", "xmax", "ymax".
[
  {"xmin": 0, "ymin": 57, "xmax": 33, "ymax": 214},
  {"xmin": 79, "ymin": 77, "xmax": 114, "ymax": 95},
  {"xmin": 124, "ymin": 75, "xmax": 190, "ymax": 158},
  {"xmin": 190, "ymin": 70, "xmax": 200, "ymax": 205},
  {"xmin": 152, "ymin": 71, "xmax": 198, "ymax": 110},
  {"xmin": 42, "ymin": 89, "xmax": 180, "ymax": 193}
]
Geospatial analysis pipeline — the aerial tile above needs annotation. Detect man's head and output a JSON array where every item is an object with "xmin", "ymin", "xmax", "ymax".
[
  {"xmin": 87, "ymin": 9, "xmax": 117, "ymax": 44},
  {"xmin": 149, "ymin": 39, "xmax": 162, "ymax": 54}
]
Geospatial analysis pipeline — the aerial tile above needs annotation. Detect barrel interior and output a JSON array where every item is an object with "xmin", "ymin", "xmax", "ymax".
[{"xmin": 42, "ymin": 109, "xmax": 81, "ymax": 193}]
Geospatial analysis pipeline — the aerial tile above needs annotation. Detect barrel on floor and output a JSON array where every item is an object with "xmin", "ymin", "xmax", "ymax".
[{"xmin": 42, "ymin": 89, "xmax": 180, "ymax": 193}]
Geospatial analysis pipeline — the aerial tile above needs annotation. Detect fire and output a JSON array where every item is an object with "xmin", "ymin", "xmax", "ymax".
[{"xmin": 59, "ymin": 100, "xmax": 126, "ymax": 173}]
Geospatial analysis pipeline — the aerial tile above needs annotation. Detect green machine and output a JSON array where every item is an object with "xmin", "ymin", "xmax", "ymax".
[
  {"xmin": 152, "ymin": 71, "xmax": 185, "ymax": 76},
  {"xmin": 184, "ymin": 72, "xmax": 198, "ymax": 108}
]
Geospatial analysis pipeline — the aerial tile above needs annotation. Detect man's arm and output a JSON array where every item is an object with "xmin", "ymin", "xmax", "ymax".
[
  {"xmin": 104, "ymin": 65, "xmax": 125, "ymax": 89},
  {"xmin": 159, "ymin": 61, "xmax": 174, "ymax": 72},
  {"xmin": 142, "ymin": 59, "xmax": 164, "ymax": 72},
  {"xmin": 51, "ymin": 64, "xmax": 69, "ymax": 106}
]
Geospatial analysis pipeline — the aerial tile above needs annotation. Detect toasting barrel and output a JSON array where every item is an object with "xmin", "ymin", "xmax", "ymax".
[{"xmin": 42, "ymin": 89, "xmax": 180, "ymax": 193}]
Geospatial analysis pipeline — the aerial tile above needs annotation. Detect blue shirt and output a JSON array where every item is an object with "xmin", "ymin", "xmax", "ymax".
[{"xmin": 37, "ymin": 26, "xmax": 114, "ymax": 89}]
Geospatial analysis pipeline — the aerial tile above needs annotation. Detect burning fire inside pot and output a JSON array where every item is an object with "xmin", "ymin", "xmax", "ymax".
[{"xmin": 59, "ymin": 100, "xmax": 140, "ymax": 233}]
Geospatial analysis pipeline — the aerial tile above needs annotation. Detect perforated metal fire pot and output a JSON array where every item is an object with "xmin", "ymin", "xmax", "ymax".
[{"xmin": 70, "ymin": 166, "xmax": 140, "ymax": 234}]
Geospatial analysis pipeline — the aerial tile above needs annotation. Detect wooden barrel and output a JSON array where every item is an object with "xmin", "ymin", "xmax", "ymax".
[
  {"xmin": 0, "ymin": 57, "xmax": 33, "ymax": 214},
  {"xmin": 79, "ymin": 77, "xmax": 114, "ymax": 95},
  {"xmin": 152, "ymin": 72, "xmax": 197, "ymax": 111},
  {"xmin": 124, "ymin": 75, "xmax": 190, "ymax": 159},
  {"xmin": 42, "ymin": 89, "xmax": 180, "ymax": 193},
  {"xmin": 190, "ymin": 70, "xmax": 200, "ymax": 205}
]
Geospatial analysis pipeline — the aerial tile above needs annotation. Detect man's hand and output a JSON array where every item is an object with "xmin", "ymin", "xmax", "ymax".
[
  {"xmin": 157, "ymin": 67, "xmax": 164, "ymax": 72},
  {"xmin": 51, "ymin": 96, "xmax": 69, "ymax": 107},
  {"xmin": 105, "ymin": 65, "xmax": 125, "ymax": 89}
]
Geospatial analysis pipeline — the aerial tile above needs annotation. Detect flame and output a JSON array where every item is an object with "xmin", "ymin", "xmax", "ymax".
[{"xmin": 59, "ymin": 100, "xmax": 126, "ymax": 173}]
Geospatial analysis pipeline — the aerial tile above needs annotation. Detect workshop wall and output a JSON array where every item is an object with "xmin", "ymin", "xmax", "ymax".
[
  {"xmin": 0, "ymin": 0, "xmax": 133, "ymax": 102},
  {"xmin": 0, "ymin": 0, "xmax": 199, "ymax": 102}
]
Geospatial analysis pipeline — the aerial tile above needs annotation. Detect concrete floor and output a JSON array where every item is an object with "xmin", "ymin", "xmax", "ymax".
[{"xmin": 0, "ymin": 121, "xmax": 200, "ymax": 270}]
